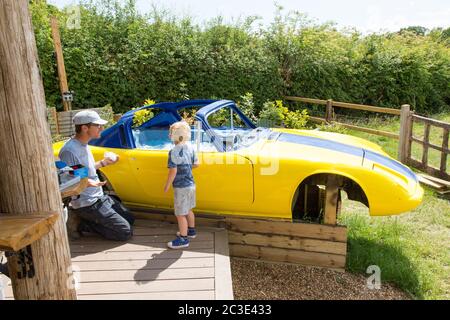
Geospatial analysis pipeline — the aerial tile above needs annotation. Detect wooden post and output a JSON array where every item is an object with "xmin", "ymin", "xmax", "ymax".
[
  {"xmin": 50, "ymin": 16, "xmax": 71, "ymax": 111},
  {"xmin": 326, "ymin": 99, "xmax": 333, "ymax": 123},
  {"xmin": 398, "ymin": 104, "xmax": 412, "ymax": 164},
  {"xmin": 51, "ymin": 107, "xmax": 60, "ymax": 135},
  {"xmin": 323, "ymin": 176, "xmax": 340, "ymax": 225},
  {"xmin": 441, "ymin": 128, "xmax": 449, "ymax": 173},
  {"xmin": 422, "ymin": 123, "xmax": 431, "ymax": 168},
  {"xmin": 0, "ymin": 0, "xmax": 76, "ymax": 299}
]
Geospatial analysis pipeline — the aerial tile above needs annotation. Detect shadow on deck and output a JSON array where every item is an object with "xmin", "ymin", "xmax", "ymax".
[{"xmin": 1, "ymin": 219, "xmax": 233, "ymax": 300}]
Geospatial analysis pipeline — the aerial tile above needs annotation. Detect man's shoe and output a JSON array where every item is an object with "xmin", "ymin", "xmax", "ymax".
[
  {"xmin": 176, "ymin": 227, "xmax": 197, "ymax": 239},
  {"xmin": 167, "ymin": 236, "xmax": 189, "ymax": 249},
  {"xmin": 66, "ymin": 211, "xmax": 81, "ymax": 240}
]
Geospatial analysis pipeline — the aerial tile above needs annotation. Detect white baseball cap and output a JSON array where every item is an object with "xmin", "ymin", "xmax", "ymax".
[{"xmin": 73, "ymin": 110, "xmax": 108, "ymax": 125}]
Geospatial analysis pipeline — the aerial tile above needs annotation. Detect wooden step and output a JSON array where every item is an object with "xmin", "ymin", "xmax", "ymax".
[
  {"xmin": 418, "ymin": 173, "xmax": 450, "ymax": 188},
  {"xmin": 417, "ymin": 174, "xmax": 448, "ymax": 190}
]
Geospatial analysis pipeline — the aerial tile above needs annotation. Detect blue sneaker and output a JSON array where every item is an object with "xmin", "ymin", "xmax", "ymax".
[
  {"xmin": 167, "ymin": 236, "xmax": 190, "ymax": 249},
  {"xmin": 176, "ymin": 227, "xmax": 197, "ymax": 239}
]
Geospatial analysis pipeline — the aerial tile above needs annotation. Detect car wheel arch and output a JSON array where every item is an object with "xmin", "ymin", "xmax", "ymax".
[
  {"xmin": 97, "ymin": 170, "xmax": 121, "ymax": 201},
  {"xmin": 291, "ymin": 171, "xmax": 370, "ymax": 221}
]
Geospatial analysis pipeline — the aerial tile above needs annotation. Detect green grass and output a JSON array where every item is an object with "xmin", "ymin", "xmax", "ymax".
[{"xmin": 334, "ymin": 113, "xmax": 450, "ymax": 300}]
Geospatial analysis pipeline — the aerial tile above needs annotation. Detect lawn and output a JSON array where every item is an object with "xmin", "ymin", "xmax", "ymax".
[{"xmin": 332, "ymin": 113, "xmax": 450, "ymax": 300}]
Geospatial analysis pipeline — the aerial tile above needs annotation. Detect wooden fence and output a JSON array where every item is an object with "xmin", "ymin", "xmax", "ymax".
[
  {"xmin": 285, "ymin": 96, "xmax": 450, "ymax": 182},
  {"xmin": 47, "ymin": 106, "xmax": 113, "ymax": 137},
  {"xmin": 409, "ymin": 115, "xmax": 450, "ymax": 181}
]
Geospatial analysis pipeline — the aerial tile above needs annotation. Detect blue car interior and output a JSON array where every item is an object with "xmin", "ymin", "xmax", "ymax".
[{"xmin": 90, "ymin": 99, "xmax": 257, "ymax": 152}]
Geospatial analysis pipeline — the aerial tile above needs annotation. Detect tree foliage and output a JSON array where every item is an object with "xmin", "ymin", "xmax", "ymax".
[{"xmin": 31, "ymin": 0, "xmax": 450, "ymax": 115}]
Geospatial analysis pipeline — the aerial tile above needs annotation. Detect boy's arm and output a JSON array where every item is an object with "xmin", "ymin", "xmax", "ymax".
[
  {"xmin": 164, "ymin": 168, "xmax": 177, "ymax": 192},
  {"xmin": 192, "ymin": 149, "xmax": 199, "ymax": 169}
]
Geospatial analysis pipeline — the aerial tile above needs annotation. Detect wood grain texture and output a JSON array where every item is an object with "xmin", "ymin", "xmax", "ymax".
[
  {"xmin": 0, "ymin": 212, "xmax": 58, "ymax": 251},
  {"xmin": 0, "ymin": 0, "xmax": 75, "ymax": 299},
  {"xmin": 226, "ymin": 217, "xmax": 347, "ymax": 242}
]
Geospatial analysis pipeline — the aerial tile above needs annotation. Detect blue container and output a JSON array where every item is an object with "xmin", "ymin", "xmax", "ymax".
[
  {"xmin": 71, "ymin": 166, "xmax": 89, "ymax": 178},
  {"xmin": 55, "ymin": 161, "xmax": 67, "ymax": 169}
]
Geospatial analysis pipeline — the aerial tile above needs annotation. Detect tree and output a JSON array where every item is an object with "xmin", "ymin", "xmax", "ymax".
[{"xmin": 0, "ymin": 0, "xmax": 76, "ymax": 300}]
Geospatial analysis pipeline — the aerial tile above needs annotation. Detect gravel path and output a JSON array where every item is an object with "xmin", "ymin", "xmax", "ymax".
[{"xmin": 230, "ymin": 258, "xmax": 411, "ymax": 300}]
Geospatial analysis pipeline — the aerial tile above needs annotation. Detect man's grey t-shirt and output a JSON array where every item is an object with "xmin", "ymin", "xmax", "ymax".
[
  {"xmin": 167, "ymin": 143, "xmax": 198, "ymax": 188},
  {"xmin": 59, "ymin": 138, "xmax": 103, "ymax": 209}
]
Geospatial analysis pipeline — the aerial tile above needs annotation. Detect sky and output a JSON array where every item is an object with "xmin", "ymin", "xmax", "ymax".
[{"xmin": 48, "ymin": 0, "xmax": 450, "ymax": 33}]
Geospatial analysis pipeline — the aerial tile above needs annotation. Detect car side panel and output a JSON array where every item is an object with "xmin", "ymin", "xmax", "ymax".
[{"xmin": 126, "ymin": 149, "xmax": 254, "ymax": 211}]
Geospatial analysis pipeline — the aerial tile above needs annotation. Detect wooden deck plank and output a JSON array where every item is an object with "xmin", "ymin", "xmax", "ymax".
[
  {"xmin": 70, "ymin": 233, "xmax": 213, "ymax": 245},
  {"xmin": 2, "ymin": 220, "xmax": 233, "ymax": 300},
  {"xmin": 1, "ymin": 273, "xmax": 12, "ymax": 299},
  {"xmin": 74, "ymin": 267, "xmax": 215, "ymax": 282},
  {"xmin": 70, "ymin": 241, "xmax": 214, "ymax": 253},
  {"xmin": 214, "ymin": 230, "xmax": 234, "ymax": 300},
  {"xmin": 70, "ymin": 257, "xmax": 214, "ymax": 271},
  {"xmin": 71, "ymin": 248, "xmax": 214, "ymax": 262},
  {"xmin": 76, "ymin": 278, "xmax": 215, "ymax": 295},
  {"xmin": 78, "ymin": 290, "xmax": 215, "ymax": 300}
]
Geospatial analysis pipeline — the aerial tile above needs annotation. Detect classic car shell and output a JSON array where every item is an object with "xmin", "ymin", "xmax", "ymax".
[{"xmin": 53, "ymin": 100, "xmax": 423, "ymax": 220}]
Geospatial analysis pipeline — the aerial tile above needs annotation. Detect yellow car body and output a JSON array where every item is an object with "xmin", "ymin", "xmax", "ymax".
[{"xmin": 53, "ymin": 100, "xmax": 423, "ymax": 220}]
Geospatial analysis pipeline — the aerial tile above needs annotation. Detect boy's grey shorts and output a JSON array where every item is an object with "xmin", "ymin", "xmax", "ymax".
[{"xmin": 173, "ymin": 186, "xmax": 196, "ymax": 216}]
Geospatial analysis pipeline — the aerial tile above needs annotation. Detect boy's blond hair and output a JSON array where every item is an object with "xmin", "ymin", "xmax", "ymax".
[{"xmin": 169, "ymin": 121, "xmax": 191, "ymax": 143}]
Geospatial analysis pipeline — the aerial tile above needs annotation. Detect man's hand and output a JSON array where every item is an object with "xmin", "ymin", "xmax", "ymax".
[
  {"xmin": 88, "ymin": 179, "xmax": 107, "ymax": 188},
  {"xmin": 103, "ymin": 155, "xmax": 120, "ymax": 166}
]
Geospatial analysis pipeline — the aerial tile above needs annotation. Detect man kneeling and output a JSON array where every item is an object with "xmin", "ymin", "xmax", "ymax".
[{"xmin": 59, "ymin": 110, "xmax": 134, "ymax": 241}]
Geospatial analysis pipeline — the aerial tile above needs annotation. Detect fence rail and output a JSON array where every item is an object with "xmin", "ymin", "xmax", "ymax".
[
  {"xmin": 285, "ymin": 96, "xmax": 450, "ymax": 182},
  {"xmin": 409, "ymin": 115, "xmax": 450, "ymax": 181}
]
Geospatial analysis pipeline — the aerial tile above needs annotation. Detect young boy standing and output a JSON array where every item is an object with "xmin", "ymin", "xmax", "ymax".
[{"xmin": 164, "ymin": 121, "xmax": 199, "ymax": 249}]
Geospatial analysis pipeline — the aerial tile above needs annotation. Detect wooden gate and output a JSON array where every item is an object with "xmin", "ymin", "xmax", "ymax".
[{"xmin": 407, "ymin": 115, "xmax": 450, "ymax": 181}]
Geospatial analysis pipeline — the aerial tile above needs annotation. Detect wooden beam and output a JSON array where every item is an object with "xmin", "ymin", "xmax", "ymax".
[
  {"xmin": 0, "ymin": 212, "xmax": 58, "ymax": 251},
  {"xmin": 214, "ymin": 231, "xmax": 233, "ymax": 300},
  {"xmin": 325, "ymin": 99, "xmax": 333, "ymax": 123},
  {"xmin": 409, "ymin": 158, "xmax": 450, "ymax": 181},
  {"xmin": 331, "ymin": 101, "xmax": 401, "ymax": 115},
  {"xmin": 324, "ymin": 175, "xmax": 339, "ymax": 225},
  {"xmin": 418, "ymin": 173, "xmax": 450, "ymax": 187},
  {"xmin": 441, "ymin": 128, "xmax": 449, "ymax": 173},
  {"xmin": 0, "ymin": 0, "xmax": 76, "ymax": 299},
  {"xmin": 413, "ymin": 114, "xmax": 450, "ymax": 130},
  {"xmin": 398, "ymin": 104, "xmax": 412, "ymax": 163},
  {"xmin": 285, "ymin": 96, "xmax": 328, "ymax": 105},
  {"xmin": 228, "ymin": 231, "xmax": 347, "ymax": 255},
  {"xmin": 334, "ymin": 121, "xmax": 400, "ymax": 139},
  {"xmin": 50, "ymin": 16, "xmax": 71, "ymax": 111},
  {"xmin": 60, "ymin": 178, "xmax": 88, "ymax": 199},
  {"xmin": 422, "ymin": 123, "xmax": 431, "ymax": 167},
  {"xmin": 226, "ymin": 217, "xmax": 347, "ymax": 242},
  {"xmin": 229, "ymin": 244, "xmax": 346, "ymax": 270},
  {"xmin": 417, "ymin": 174, "xmax": 447, "ymax": 190},
  {"xmin": 410, "ymin": 137, "xmax": 450, "ymax": 154}
]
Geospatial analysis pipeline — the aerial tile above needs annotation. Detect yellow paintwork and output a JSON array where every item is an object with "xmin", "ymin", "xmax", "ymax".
[{"xmin": 53, "ymin": 129, "xmax": 423, "ymax": 220}]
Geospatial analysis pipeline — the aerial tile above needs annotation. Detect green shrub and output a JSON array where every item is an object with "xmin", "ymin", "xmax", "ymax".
[
  {"xmin": 132, "ymin": 109, "xmax": 153, "ymax": 128},
  {"xmin": 31, "ymin": 1, "xmax": 450, "ymax": 115},
  {"xmin": 315, "ymin": 122, "xmax": 349, "ymax": 134},
  {"xmin": 259, "ymin": 99, "xmax": 309, "ymax": 129},
  {"xmin": 237, "ymin": 92, "xmax": 257, "ymax": 122}
]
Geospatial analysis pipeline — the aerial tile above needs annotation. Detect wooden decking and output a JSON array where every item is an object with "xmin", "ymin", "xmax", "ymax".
[{"xmin": 0, "ymin": 220, "xmax": 233, "ymax": 300}]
